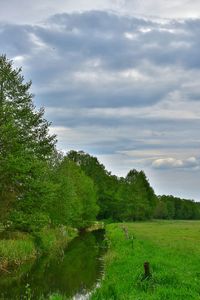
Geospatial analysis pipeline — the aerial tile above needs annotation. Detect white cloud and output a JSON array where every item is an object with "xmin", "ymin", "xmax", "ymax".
[{"xmin": 152, "ymin": 157, "xmax": 199, "ymax": 169}]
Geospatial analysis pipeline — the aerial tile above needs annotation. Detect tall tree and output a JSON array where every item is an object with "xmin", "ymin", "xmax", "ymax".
[
  {"xmin": 0, "ymin": 55, "xmax": 56, "ymax": 225},
  {"xmin": 51, "ymin": 158, "xmax": 98, "ymax": 228},
  {"xmin": 123, "ymin": 170, "xmax": 156, "ymax": 220}
]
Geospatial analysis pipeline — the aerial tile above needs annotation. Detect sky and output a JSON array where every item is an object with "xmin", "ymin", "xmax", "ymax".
[{"xmin": 1, "ymin": 0, "xmax": 200, "ymax": 200}]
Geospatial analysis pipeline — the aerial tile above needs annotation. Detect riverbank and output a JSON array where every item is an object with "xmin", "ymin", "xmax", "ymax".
[
  {"xmin": 0, "ymin": 226, "xmax": 77, "ymax": 273},
  {"xmin": 91, "ymin": 221, "xmax": 200, "ymax": 300},
  {"xmin": 0, "ymin": 233, "xmax": 36, "ymax": 273},
  {"xmin": 0, "ymin": 228, "xmax": 106, "ymax": 299},
  {"xmin": 0, "ymin": 221, "xmax": 104, "ymax": 274}
]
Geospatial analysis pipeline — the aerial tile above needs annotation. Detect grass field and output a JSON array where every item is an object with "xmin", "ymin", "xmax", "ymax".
[{"xmin": 91, "ymin": 221, "xmax": 200, "ymax": 300}]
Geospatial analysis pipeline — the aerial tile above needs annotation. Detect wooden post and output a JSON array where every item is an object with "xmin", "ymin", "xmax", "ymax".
[
  {"xmin": 144, "ymin": 261, "xmax": 151, "ymax": 278},
  {"xmin": 122, "ymin": 226, "xmax": 129, "ymax": 239}
]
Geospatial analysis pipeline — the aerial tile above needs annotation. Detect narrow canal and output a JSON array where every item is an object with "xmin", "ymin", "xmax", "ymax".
[{"xmin": 0, "ymin": 229, "xmax": 106, "ymax": 299}]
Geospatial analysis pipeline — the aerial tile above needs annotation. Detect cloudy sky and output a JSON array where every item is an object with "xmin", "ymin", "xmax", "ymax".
[{"xmin": 1, "ymin": 0, "xmax": 200, "ymax": 200}]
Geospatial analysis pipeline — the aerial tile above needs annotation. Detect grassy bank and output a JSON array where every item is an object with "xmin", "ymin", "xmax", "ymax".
[
  {"xmin": 0, "ymin": 234, "xmax": 36, "ymax": 272},
  {"xmin": 0, "ymin": 226, "xmax": 77, "ymax": 273},
  {"xmin": 91, "ymin": 221, "xmax": 200, "ymax": 300}
]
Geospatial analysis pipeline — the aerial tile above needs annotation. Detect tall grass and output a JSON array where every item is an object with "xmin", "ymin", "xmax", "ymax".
[
  {"xmin": 0, "ymin": 236, "xmax": 36, "ymax": 270},
  {"xmin": 0, "ymin": 226, "xmax": 77, "ymax": 272}
]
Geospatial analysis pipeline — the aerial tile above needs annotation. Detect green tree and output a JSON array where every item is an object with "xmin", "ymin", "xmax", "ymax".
[
  {"xmin": 51, "ymin": 158, "xmax": 98, "ymax": 228},
  {"xmin": 124, "ymin": 170, "xmax": 156, "ymax": 220},
  {"xmin": 0, "ymin": 55, "xmax": 56, "ymax": 227},
  {"xmin": 154, "ymin": 195, "xmax": 200, "ymax": 220},
  {"xmin": 67, "ymin": 151, "xmax": 157, "ymax": 222},
  {"xmin": 67, "ymin": 150, "xmax": 111, "ymax": 219}
]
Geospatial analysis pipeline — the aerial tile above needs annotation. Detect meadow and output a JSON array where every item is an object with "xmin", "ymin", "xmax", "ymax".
[{"xmin": 91, "ymin": 221, "xmax": 200, "ymax": 300}]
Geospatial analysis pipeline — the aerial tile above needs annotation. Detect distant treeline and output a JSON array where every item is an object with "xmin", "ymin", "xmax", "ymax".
[
  {"xmin": 0, "ymin": 55, "xmax": 199, "ymax": 233},
  {"xmin": 67, "ymin": 151, "xmax": 200, "ymax": 221},
  {"xmin": 154, "ymin": 195, "xmax": 200, "ymax": 220}
]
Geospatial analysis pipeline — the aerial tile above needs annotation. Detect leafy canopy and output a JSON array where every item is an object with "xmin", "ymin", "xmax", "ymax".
[{"xmin": 0, "ymin": 55, "xmax": 56, "ymax": 222}]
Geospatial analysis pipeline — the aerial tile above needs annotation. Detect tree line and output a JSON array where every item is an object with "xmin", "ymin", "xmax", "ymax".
[
  {"xmin": 0, "ymin": 55, "xmax": 199, "ymax": 233},
  {"xmin": 67, "ymin": 151, "xmax": 200, "ymax": 221}
]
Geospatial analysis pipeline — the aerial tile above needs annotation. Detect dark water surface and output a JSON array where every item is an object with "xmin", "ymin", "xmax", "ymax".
[{"xmin": 0, "ymin": 229, "xmax": 106, "ymax": 299}]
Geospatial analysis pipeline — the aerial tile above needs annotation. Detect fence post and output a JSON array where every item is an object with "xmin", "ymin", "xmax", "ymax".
[{"xmin": 144, "ymin": 261, "xmax": 151, "ymax": 278}]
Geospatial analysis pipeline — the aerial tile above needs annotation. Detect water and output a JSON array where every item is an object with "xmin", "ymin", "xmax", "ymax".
[{"xmin": 0, "ymin": 229, "xmax": 106, "ymax": 299}]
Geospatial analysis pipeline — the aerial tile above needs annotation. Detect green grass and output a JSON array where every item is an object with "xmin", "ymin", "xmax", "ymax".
[
  {"xmin": 0, "ymin": 234, "xmax": 36, "ymax": 270},
  {"xmin": 91, "ymin": 221, "xmax": 200, "ymax": 300},
  {"xmin": 0, "ymin": 226, "xmax": 77, "ymax": 273}
]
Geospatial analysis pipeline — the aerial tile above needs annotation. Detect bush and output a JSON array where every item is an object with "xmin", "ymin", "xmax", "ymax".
[
  {"xmin": 33, "ymin": 226, "xmax": 77, "ymax": 254},
  {"xmin": 9, "ymin": 211, "xmax": 50, "ymax": 232}
]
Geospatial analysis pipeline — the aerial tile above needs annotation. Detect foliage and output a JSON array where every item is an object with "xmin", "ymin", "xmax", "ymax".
[
  {"xmin": 33, "ymin": 226, "xmax": 77, "ymax": 254},
  {"xmin": 67, "ymin": 151, "xmax": 157, "ymax": 221},
  {"xmin": 67, "ymin": 150, "xmax": 200, "ymax": 223},
  {"xmin": 0, "ymin": 55, "xmax": 56, "ymax": 226},
  {"xmin": 154, "ymin": 195, "xmax": 200, "ymax": 220},
  {"xmin": 122, "ymin": 169, "xmax": 157, "ymax": 220},
  {"xmin": 49, "ymin": 157, "xmax": 99, "ymax": 229},
  {"xmin": 9, "ymin": 211, "xmax": 51, "ymax": 232}
]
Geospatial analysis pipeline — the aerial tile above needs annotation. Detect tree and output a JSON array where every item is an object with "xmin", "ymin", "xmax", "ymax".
[
  {"xmin": 67, "ymin": 150, "xmax": 111, "ymax": 219},
  {"xmin": 0, "ymin": 55, "xmax": 56, "ymax": 226},
  {"xmin": 51, "ymin": 158, "xmax": 98, "ymax": 228},
  {"xmin": 123, "ymin": 170, "xmax": 156, "ymax": 220},
  {"xmin": 154, "ymin": 195, "xmax": 200, "ymax": 220},
  {"xmin": 67, "ymin": 151, "xmax": 157, "ymax": 222}
]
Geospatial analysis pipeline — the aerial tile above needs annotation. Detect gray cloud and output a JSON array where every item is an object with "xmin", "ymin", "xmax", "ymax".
[
  {"xmin": 1, "ymin": 10, "xmax": 200, "ymax": 199},
  {"xmin": 1, "ymin": 11, "xmax": 199, "ymax": 112},
  {"xmin": 1, "ymin": 0, "xmax": 200, "ymax": 25}
]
